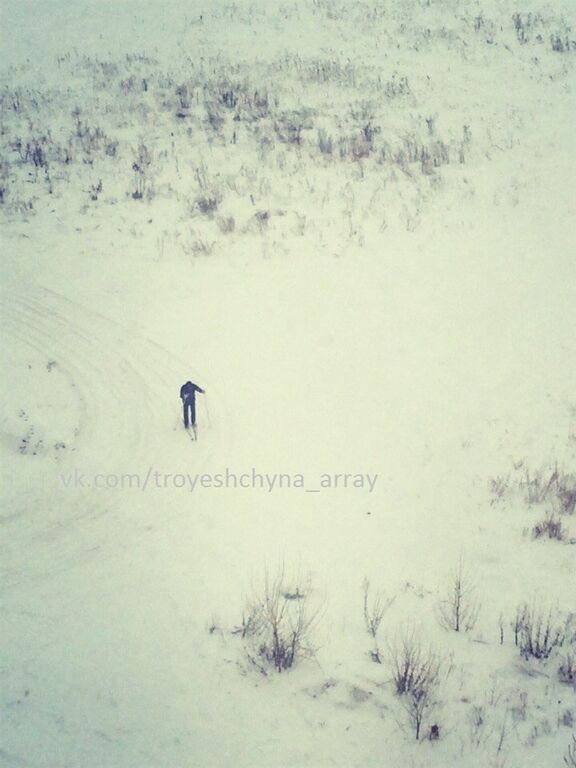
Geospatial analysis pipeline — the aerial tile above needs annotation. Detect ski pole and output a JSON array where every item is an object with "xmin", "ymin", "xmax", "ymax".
[{"xmin": 204, "ymin": 392, "xmax": 212, "ymax": 427}]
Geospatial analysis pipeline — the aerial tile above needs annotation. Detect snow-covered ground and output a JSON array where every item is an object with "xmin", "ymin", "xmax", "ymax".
[{"xmin": 1, "ymin": 1, "xmax": 575, "ymax": 766}]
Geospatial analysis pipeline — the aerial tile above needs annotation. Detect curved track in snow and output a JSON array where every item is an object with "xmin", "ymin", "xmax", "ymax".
[{"xmin": 0, "ymin": 277, "xmax": 232, "ymax": 557}]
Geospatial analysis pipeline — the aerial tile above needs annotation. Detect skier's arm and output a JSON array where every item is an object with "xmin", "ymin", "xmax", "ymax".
[{"xmin": 195, "ymin": 385, "xmax": 205, "ymax": 394}]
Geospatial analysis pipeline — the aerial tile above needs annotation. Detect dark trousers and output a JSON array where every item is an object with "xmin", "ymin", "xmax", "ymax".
[{"xmin": 183, "ymin": 399, "xmax": 196, "ymax": 428}]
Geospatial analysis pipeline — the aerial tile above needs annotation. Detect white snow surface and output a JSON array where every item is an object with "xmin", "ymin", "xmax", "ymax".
[{"xmin": 1, "ymin": 1, "xmax": 575, "ymax": 766}]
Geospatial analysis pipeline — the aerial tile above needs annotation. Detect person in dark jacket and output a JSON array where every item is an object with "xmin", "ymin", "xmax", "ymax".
[{"xmin": 180, "ymin": 380, "xmax": 205, "ymax": 429}]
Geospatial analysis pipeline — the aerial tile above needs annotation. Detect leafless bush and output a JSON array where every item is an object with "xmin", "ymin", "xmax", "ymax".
[
  {"xmin": 389, "ymin": 632, "xmax": 441, "ymax": 740},
  {"xmin": 557, "ymin": 474, "xmax": 576, "ymax": 515},
  {"xmin": 252, "ymin": 210, "xmax": 270, "ymax": 232},
  {"xmin": 274, "ymin": 110, "xmax": 314, "ymax": 145},
  {"xmin": 516, "ymin": 604, "xmax": 565, "ymax": 660},
  {"xmin": 469, "ymin": 704, "xmax": 488, "ymax": 747},
  {"xmin": 532, "ymin": 512, "xmax": 565, "ymax": 541},
  {"xmin": 89, "ymin": 179, "xmax": 102, "ymax": 201},
  {"xmin": 205, "ymin": 104, "xmax": 225, "ymax": 133},
  {"xmin": 403, "ymin": 685, "xmax": 434, "ymax": 740},
  {"xmin": 362, "ymin": 578, "xmax": 395, "ymax": 663},
  {"xmin": 339, "ymin": 132, "xmax": 373, "ymax": 161},
  {"xmin": 192, "ymin": 166, "xmax": 224, "ymax": 214},
  {"xmin": 195, "ymin": 195, "xmax": 220, "ymax": 218},
  {"xmin": 389, "ymin": 632, "xmax": 440, "ymax": 695},
  {"xmin": 384, "ymin": 73, "xmax": 410, "ymax": 98},
  {"xmin": 560, "ymin": 709, "xmax": 574, "ymax": 728},
  {"xmin": 520, "ymin": 466, "xmax": 559, "ymax": 505},
  {"xmin": 489, "ymin": 475, "xmax": 510, "ymax": 503},
  {"xmin": 15, "ymin": 137, "xmax": 49, "ymax": 169},
  {"xmin": 512, "ymin": 12, "xmax": 546, "ymax": 45},
  {"xmin": 0, "ymin": 161, "xmax": 10, "ymax": 204},
  {"xmin": 473, "ymin": 14, "xmax": 497, "ymax": 43},
  {"xmin": 499, "ymin": 464, "xmax": 576, "ymax": 518},
  {"xmin": 73, "ymin": 120, "xmax": 109, "ymax": 160},
  {"xmin": 551, "ymin": 34, "xmax": 575, "ymax": 53},
  {"xmin": 519, "ymin": 466, "xmax": 576, "ymax": 517},
  {"xmin": 317, "ymin": 128, "xmax": 333, "ymax": 155},
  {"xmin": 467, "ymin": 683, "xmax": 513, "ymax": 755},
  {"xmin": 437, "ymin": 559, "xmax": 480, "ymax": 633},
  {"xmin": 132, "ymin": 142, "xmax": 151, "ymax": 200},
  {"xmin": 512, "ymin": 604, "xmax": 528, "ymax": 646},
  {"xmin": 559, "ymin": 652, "xmax": 576, "ymax": 687},
  {"xmin": 216, "ymin": 215, "xmax": 235, "ymax": 234},
  {"xmin": 237, "ymin": 566, "xmax": 318, "ymax": 673},
  {"xmin": 183, "ymin": 239, "xmax": 215, "ymax": 258},
  {"xmin": 217, "ymin": 82, "xmax": 269, "ymax": 122},
  {"xmin": 565, "ymin": 734, "xmax": 576, "ymax": 767},
  {"xmin": 175, "ymin": 83, "xmax": 192, "ymax": 116}
]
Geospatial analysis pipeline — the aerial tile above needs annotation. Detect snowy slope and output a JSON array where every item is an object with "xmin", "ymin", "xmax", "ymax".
[{"xmin": 1, "ymin": 1, "xmax": 575, "ymax": 766}]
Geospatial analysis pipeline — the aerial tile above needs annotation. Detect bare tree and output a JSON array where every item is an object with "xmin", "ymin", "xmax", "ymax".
[
  {"xmin": 362, "ymin": 577, "xmax": 395, "ymax": 663},
  {"xmin": 437, "ymin": 558, "xmax": 480, "ymax": 633}
]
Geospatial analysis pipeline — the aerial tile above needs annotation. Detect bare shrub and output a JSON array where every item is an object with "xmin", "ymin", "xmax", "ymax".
[
  {"xmin": 403, "ymin": 685, "xmax": 433, "ymax": 741},
  {"xmin": 0, "ymin": 161, "xmax": 10, "ymax": 204},
  {"xmin": 89, "ymin": 179, "xmax": 102, "ymax": 201},
  {"xmin": 469, "ymin": 704, "xmax": 487, "ymax": 747},
  {"xmin": 216, "ymin": 215, "xmax": 235, "ymax": 234},
  {"xmin": 532, "ymin": 512, "xmax": 565, "ymax": 541},
  {"xmin": 492, "ymin": 464, "xmax": 576, "ymax": 513},
  {"xmin": 183, "ymin": 239, "xmax": 215, "ymax": 258},
  {"xmin": 389, "ymin": 632, "xmax": 441, "ymax": 740},
  {"xmin": 274, "ymin": 109, "xmax": 314, "ymax": 145},
  {"xmin": 16, "ymin": 137, "xmax": 49, "ymax": 169},
  {"xmin": 565, "ymin": 734, "xmax": 576, "ymax": 767},
  {"xmin": 520, "ymin": 466, "xmax": 559, "ymax": 505},
  {"xmin": 362, "ymin": 578, "xmax": 395, "ymax": 663},
  {"xmin": 516, "ymin": 604, "xmax": 565, "ymax": 660},
  {"xmin": 132, "ymin": 142, "xmax": 151, "ymax": 199},
  {"xmin": 490, "ymin": 474, "xmax": 510, "ymax": 503},
  {"xmin": 175, "ymin": 83, "xmax": 192, "ymax": 116},
  {"xmin": 560, "ymin": 710, "xmax": 574, "ymax": 728},
  {"xmin": 191, "ymin": 166, "xmax": 224, "ymax": 216},
  {"xmin": 557, "ymin": 474, "xmax": 576, "ymax": 515},
  {"xmin": 512, "ymin": 12, "xmax": 546, "ymax": 45},
  {"xmin": 238, "ymin": 567, "xmax": 318, "ymax": 673},
  {"xmin": 389, "ymin": 632, "xmax": 440, "ymax": 695},
  {"xmin": 551, "ymin": 34, "xmax": 575, "ymax": 53},
  {"xmin": 384, "ymin": 73, "xmax": 410, "ymax": 98},
  {"xmin": 437, "ymin": 558, "xmax": 480, "ymax": 633},
  {"xmin": 512, "ymin": 604, "xmax": 528, "ymax": 646},
  {"xmin": 195, "ymin": 195, "xmax": 220, "ymax": 218},
  {"xmin": 559, "ymin": 653, "xmax": 576, "ymax": 687},
  {"xmin": 339, "ymin": 133, "xmax": 372, "ymax": 161},
  {"xmin": 317, "ymin": 128, "xmax": 333, "ymax": 155},
  {"xmin": 73, "ymin": 120, "xmax": 109, "ymax": 160},
  {"xmin": 252, "ymin": 210, "xmax": 270, "ymax": 232}
]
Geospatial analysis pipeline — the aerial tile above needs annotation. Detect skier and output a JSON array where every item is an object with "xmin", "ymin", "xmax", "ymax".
[{"xmin": 180, "ymin": 380, "xmax": 205, "ymax": 432}]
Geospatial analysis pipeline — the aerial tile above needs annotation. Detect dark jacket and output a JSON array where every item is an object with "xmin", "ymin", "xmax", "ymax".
[{"xmin": 180, "ymin": 381, "xmax": 205, "ymax": 402}]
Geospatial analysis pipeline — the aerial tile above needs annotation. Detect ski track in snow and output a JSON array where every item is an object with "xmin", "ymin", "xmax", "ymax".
[{"xmin": 0, "ymin": 278, "xmax": 233, "ymax": 567}]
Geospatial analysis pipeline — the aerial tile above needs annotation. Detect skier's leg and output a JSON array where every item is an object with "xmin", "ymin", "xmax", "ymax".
[{"xmin": 183, "ymin": 402, "xmax": 189, "ymax": 428}]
